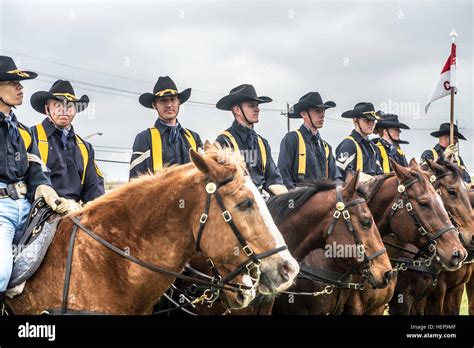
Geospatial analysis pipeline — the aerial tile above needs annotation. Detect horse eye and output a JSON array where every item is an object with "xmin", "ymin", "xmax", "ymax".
[
  {"xmin": 447, "ymin": 190, "xmax": 457, "ymax": 197},
  {"xmin": 237, "ymin": 199, "xmax": 253, "ymax": 210},
  {"xmin": 418, "ymin": 201, "xmax": 429, "ymax": 208},
  {"xmin": 360, "ymin": 218, "xmax": 372, "ymax": 229}
]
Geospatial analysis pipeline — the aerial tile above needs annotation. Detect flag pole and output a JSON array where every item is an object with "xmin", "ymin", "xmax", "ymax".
[{"xmin": 449, "ymin": 29, "xmax": 457, "ymax": 146}]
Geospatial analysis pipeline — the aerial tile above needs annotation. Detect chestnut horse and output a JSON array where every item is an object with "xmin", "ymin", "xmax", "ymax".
[
  {"xmin": 466, "ymin": 188, "xmax": 474, "ymax": 315},
  {"xmin": 393, "ymin": 158, "xmax": 474, "ymax": 315},
  {"xmin": 187, "ymin": 172, "xmax": 392, "ymax": 315},
  {"xmin": 8, "ymin": 142, "xmax": 298, "ymax": 314},
  {"xmin": 404, "ymin": 158, "xmax": 473, "ymax": 315},
  {"xmin": 343, "ymin": 159, "xmax": 467, "ymax": 315}
]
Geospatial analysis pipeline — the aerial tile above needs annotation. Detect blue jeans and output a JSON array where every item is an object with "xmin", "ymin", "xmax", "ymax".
[{"xmin": 0, "ymin": 183, "xmax": 31, "ymax": 291}]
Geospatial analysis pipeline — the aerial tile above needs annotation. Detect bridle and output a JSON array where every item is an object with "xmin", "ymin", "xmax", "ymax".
[
  {"xmin": 429, "ymin": 170, "xmax": 474, "ymax": 263},
  {"xmin": 42, "ymin": 176, "xmax": 286, "ymax": 315},
  {"xmin": 284, "ymin": 185, "xmax": 388, "ymax": 302},
  {"xmin": 194, "ymin": 176, "xmax": 287, "ymax": 305},
  {"xmin": 388, "ymin": 176, "xmax": 457, "ymax": 264}
]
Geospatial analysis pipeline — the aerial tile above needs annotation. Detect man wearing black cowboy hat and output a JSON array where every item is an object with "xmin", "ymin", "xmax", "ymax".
[
  {"xmin": 0, "ymin": 56, "xmax": 69, "ymax": 315},
  {"xmin": 373, "ymin": 113, "xmax": 410, "ymax": 172},
  {"xmin": 30, "ymin": 80, "xmax": 105, "ymax": 209},
  {"xmin": 335, "ymin": 102, "xmax": 384, "ymax": 180},
  {"xmin": 215, "ymin": 84, "xmax": 286, "ymax": 195},
  {"xmin": 129, "ymin": 76, "xmax": 202, "ymax": 179},
  {"xmin": 421, "ymin": 123, "xmax": 471, "ymax": 184},
  {"xmin": 278, "ymin": 92, "xmax": 342, "ymax": 189}
]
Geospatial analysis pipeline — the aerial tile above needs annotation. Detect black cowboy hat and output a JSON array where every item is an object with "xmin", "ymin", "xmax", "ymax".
[
  {"xmin": 288, "ymin": 92, "xmax": 336, "ymax": 119},
  {"xmin": 374, "ymin": 114, "xmax": 410, "ymax": 130},
  {"xmin": 341, "ymin": 102, "xmax": 382, "ymax": 121},
  {"xmin": 30, "ymin": 80, "xmax": 89, "ymax": 114},
  {"xmin": 139, "ymin": 76, "xmax": 191, "ymax": 109},
  {"xmin": 394, "ymin": 140, "xmax": 410, "ymax": 145},
  {"xmin": 430, "ymin": 123, "xmax": 467, "ymax": 140},
  {"xmin": 216, "ymin": 84, "xmax": 272, "ymax": 111},
  {"xmin": 0, "ymin": 56, "xmax": 37, "ymax": 81}
]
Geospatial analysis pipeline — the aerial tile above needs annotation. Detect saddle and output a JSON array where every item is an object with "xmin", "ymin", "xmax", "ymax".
[{"xmin": 8, "ymin": 198, "xmax": 61, "ymax": 291}]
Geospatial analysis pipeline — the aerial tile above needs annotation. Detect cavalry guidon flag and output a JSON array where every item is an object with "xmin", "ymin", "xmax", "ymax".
[{"xmin": 425, "ymin": 42, "xmax": 457, "ymax": 113}]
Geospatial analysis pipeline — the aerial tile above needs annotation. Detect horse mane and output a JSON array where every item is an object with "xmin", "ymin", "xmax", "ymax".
[
  {"xmin": 80, "ymin": 142, "xmax": 248, "ymax": 217},
  {"xmin": 436, "ymin": 157, "xmax": 462, "ymax": 180},
  {"xmin": 267, "ymin": 180, "xmax": 336, "ymax": 225},
  {"xmin": 357, "ymin": 173, "xmax": 394, "ymax": 201}
]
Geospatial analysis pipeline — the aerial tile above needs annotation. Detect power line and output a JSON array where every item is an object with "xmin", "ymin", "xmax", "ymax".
[{"xmin": 2, "ymin": 48, "xmax": 289, "ymax": 103}]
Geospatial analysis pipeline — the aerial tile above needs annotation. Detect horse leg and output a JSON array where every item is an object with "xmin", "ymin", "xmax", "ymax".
[
  {"xmin": 424, "ymin": 281, "xmax": 446, "ymax": 315},
  {"xmin": 443, "ymin": 284, "xmax": 464, "ymax": 315},
  {"xmin": 388, "ymin": 289, "xmax": 413, "ymax": 315},
  {"xmin": 465, "ymin": 264, "xmax": 474, "ymax": 315},
  {"xmin": 411, "ymin": 297, "xmax": 426, "ymax": 315}
]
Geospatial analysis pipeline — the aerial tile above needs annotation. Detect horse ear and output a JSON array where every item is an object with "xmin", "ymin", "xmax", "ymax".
[
  {"xmin": 391, "ymin": 159, "xmax": 411, "ymax": 182},
  {"xmin": 203, "ymin": 140, "xmax": 215, "ymax": 153},
  {"xmin": 345, "ymin": 169, "xmax": 355, "ymax": 184},
  {"xmin": 409, "ymin": 158, "xmax": 421, "ymax": 170},
  {"xmin": 345, "ymin": 169, "xmax": 359, "ymax": 197},
  {"xmin": 426, "ymin": 158, "xmax": 445, "ymax": 175},
  {"xmin": 190, "ymin": 148, "xmax": 211, "ymax": 176}
]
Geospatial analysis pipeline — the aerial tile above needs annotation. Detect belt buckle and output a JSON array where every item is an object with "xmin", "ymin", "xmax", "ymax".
[{"xmin": 15, "ymin": 182, "xmax": 26, "ymax": 196}]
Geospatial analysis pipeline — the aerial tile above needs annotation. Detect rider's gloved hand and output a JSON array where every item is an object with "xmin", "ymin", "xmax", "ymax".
[
  {"xmin": 34, "ymin": 185, "xmax": 68, "ymax": 213},
  {"xmin": 56, "ymin": 199, "xmax": 82, "ymax": 214},
  {"xmin": 443, "ymin": 144, "xmax": 458, "ymax": 160}
]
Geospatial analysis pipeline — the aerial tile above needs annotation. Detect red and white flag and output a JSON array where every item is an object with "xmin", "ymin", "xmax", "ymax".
[{"xmin": 425, "ymin": 43, "xmax": 457, "ymax": 113}]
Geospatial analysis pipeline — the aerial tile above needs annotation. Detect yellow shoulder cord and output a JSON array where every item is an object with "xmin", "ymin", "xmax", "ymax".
[
  {"xmin": 18, "ymin": 127, "xmax": 32, "ymax": 151},
  {"xmin": 183, "ymin": 128, "xmax": 197, "ymax": 151},
  {"xmin": 323, "ymin": 141, "xmax": 330, "ymax": 178},
  {"xmin": 150, "ymin": 127, "xmax": 163, "ymax": 172},
  {"xmin": 295, "ymin": 130, "xmax": 306, "ymax": 178},
  {"xmin": 345, "ymin": 136, "xmax": 363, "ymax": 171},
  {"xmin": 257, "ymin": 136, "xmax": 267, "ymax": 172},
  {"xmin": 431, "ymin": 148, "xmax": 438, "ymax": 161},
  {"xmin": 35, "ymin": 124, "xmax": 49, "ymax": 163},
  {"xmin": 75, "ymin": 135, "xmax": 89, "ymax": 185},
  {"xmin": 376, "ymin": 142, "xmax": 391, "ymax": 174},
  {"xmin": 221, "ymin": 131, "xmax": 240, "ymax": 152}
]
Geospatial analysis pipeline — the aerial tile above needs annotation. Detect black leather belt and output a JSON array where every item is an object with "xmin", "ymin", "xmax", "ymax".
[{"xmin": 0, "ymin": 182, "xmax": 27, "ymax": 200}]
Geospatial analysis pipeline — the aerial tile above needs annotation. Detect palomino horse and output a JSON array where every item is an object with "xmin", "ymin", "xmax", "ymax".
[
  {"xmin": 8, "ymin": 142, "xmax": 298, "ymax": 314},
  {"xmin": 343, "ymin": 159, "xmax": 467, "ymax": 315},
  {"xmin": 188, "ymin": 171, "xmax": 392, "ymax": 315}
]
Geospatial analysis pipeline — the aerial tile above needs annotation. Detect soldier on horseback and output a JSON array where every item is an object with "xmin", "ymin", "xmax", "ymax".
[
  {"xmin": 0, "ymin": 56, "xmax": 68, "ymax": 314},
  {"xmin": 372, "ymin": 113, "xmax": 410, "ymax": 171},
  {"xmin": 278, "ymin": 91, "xmax": 343, "ymax": 189},
  {"xmin": 215, "ymin": 84, "xmax": 287, "ymax": 196},
  {"xmin": 421, "ymin": 123, "xmax": 471, "ymax": 184},
  {"xmin": 30, "ymin": 80, "xmax": 105, "ymax": 209},
  {"xmin": 129, "ymin": 76, "xmax": 203, "ymax": 179},
  {"xmin": 335, "ymin": 102, "xmax": 384, "ymax": 180}
]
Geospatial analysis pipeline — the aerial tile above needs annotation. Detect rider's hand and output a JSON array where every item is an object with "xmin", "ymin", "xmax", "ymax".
[
  {"xmin": 56, "ymin": 199, "xmax": 82, "ymax": 214},
  {"xmin": 34, "ymin": 185, "xmax": 61, "ymax": 212},
  {"xmin": 443, "ymin": 144, "xmax": 458, "ymax": 160}
]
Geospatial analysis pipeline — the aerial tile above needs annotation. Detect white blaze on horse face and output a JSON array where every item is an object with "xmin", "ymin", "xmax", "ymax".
[{"xmin": 244, "ymin": 178, "xmax": 299, "ymax": 287}]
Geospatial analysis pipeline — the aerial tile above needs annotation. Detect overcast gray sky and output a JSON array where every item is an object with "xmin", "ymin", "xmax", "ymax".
[{"xmin": 1, "ymin": 0, "xmax": 472, "ymax": 181}]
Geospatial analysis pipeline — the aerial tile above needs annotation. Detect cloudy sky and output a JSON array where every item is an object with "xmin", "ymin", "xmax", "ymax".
[{"xmin": 1, "ymin": 0, "xmax": 472, "ymax": 181}]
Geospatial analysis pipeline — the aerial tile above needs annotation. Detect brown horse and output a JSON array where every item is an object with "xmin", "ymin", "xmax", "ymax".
[
  {"xmin": 421, "ymin": 158, "xmax": 474, "ymax": 315},
  {"xmin": 272, "ymin": 171, "xmax": 392, "ymax": 315},
  {"xmin": 343, "ymin": 159, "xmax": 467, "ymax": 315},
  {"xmin": 185, "ymin": 171, "xmax": 392, "ymax": 315},
  {"xmin": 8, "ymin": 142, "xmax": 298, "ymax": 314},
  {"xmin": 389, "ymin": 158, "xmax": 474, "ymax": 315}
]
